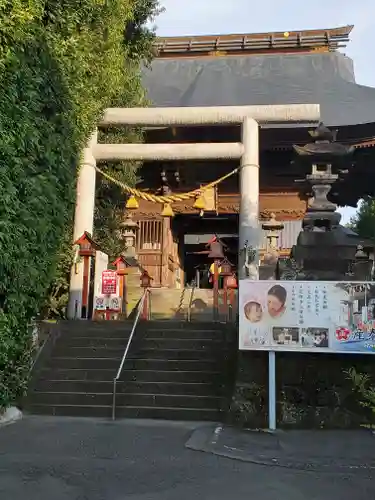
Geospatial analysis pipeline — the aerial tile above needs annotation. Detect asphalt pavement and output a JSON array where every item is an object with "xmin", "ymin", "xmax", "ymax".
[{"xmin": 0, "ymin": 416, "xmax": 374, "ymax": 500}]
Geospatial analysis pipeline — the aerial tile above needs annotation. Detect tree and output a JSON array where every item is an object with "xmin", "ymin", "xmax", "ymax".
[
  {"xmin": 349, "ymin": 199, "xmax": 375, "ymax": 240},
  {"xmin": 0, "ymin": 0, "xmax": 160, "ymax": 409}
]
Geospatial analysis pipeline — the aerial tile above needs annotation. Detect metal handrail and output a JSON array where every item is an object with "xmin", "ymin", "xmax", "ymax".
[
  {"xmin": 112, "ymin": 289, "xmax": 150, "ymax": 420},
  {"xmin": 187, "ymin": 279, "xmax": 197, "ymax": 322}
]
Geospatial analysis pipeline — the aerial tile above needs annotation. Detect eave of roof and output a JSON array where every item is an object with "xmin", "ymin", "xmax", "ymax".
[{"xmin": 153, "ymin": 25, "xmax": 353, "ymax": 58}]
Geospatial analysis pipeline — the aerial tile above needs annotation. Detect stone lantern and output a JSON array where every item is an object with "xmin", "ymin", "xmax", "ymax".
[
  {"xmin": 119, "ymin": 212, "xmax": 139, "ymax": 257},
  {"xmin": 352, "ymin": 245, "xmax": 373, "ymax": 281},
  {"xmin": 260, "ymin": 214, "xmax": 284, "ymax": 280},
  {"xmin": 287, "ymin": 122, "xmax": 357, "ymax": 280},
  {"xmin": 262, "ymin": 213, "xmax": 284, "ymax": 254},
  {"xmin": 293, "ymin": 123, "xmax": 353, "ymax": 233}
]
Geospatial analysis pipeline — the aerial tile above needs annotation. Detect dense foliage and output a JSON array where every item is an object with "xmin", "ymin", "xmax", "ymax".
[
  {"xmin": 347, "ymin": 368, "xmax": 375, "ymax": 428},
  {"xmin": 0, "ymin": 0, "xmax": 160, "ymax": 409}
]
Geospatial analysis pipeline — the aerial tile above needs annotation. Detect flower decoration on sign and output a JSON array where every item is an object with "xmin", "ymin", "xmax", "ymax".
[{"xmin": 335, "ymin": 327, "xmax": 350, "ymax": 341}]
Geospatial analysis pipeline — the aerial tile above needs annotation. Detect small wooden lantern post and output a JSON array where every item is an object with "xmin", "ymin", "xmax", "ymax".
[
  {"xmin": 225, "ymin": 273, "xmax": 238, "ymax": 321},
  {"xmin": 112, "ymin": 256, "xmax": 129, "ymax": 316},
  {"xmin": 74, "ymin": 232, "xmax": 98, "ymax": 319},
  {"xmin": 208, "ymin": 239, "xmax": 224, "ymax": 321},
  {"xmin": 140, "ymin": 270, "xmax": 153, "ymax": 320}
]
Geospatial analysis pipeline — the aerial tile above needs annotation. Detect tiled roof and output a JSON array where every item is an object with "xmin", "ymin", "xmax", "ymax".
[{"xmin": 142, "ymin": 51, "xmax": 375, "ymax": 127}]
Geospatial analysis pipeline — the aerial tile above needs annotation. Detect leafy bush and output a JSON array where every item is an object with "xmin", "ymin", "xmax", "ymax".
[
  {"xmin": 230, "ymin": 382, "xmax": 267, "ymax": 428},
  {"xmin": 346, "ymin": 367, "xmax": 375, "ymax": 428},
  {"xmin": 0, "ymin": 0, "xmax": 160, "ymax": 409},
  {"xmin": 41, "ymin": 226, "xmax": 76, "ymax": 319}
]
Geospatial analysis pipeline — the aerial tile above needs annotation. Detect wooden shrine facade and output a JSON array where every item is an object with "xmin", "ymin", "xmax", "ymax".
[
  {"xmin": 135, "ymin": 217, "xmax": 182, "ymax": 288},
  {"xmin": 127, "ymin": 122, "xmax": 375, "ymax": 287}
]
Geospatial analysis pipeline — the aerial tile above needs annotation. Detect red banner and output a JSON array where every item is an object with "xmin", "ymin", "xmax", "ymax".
[{"xmin": 102, "ymin": 270, "xmax": 117, "ymax": 295}]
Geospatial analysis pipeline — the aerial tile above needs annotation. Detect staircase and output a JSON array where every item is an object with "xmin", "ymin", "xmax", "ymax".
[{"xmin": 26, "ymin": 320, "xmax": 237, "ymax": 421}]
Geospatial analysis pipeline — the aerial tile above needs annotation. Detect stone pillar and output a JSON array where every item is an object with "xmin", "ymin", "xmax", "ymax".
[
  {"xmin": 73, "ymin": 130, "xmax": 98, "ymax": 240},
  {"xmin": 239, "ymin": 117, "xmax": 260, "ymax": 280},
  {"xmin": 161, "ymin": 217, "xmax": 170, "ymax": 287},
  {"xmin": 67, "ymin": 130, "xmax": 97, "ymax": 319}
]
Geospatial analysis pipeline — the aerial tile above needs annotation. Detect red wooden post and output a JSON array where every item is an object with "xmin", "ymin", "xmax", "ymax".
[
  {"xmin": 112, "ymin": 256, "xmax": 130, "ymax": 317},
  {"xmin": 223, "ymin": 277, "xmax": 228, "ymax": 321},
  {"xmin": 140, "ymin": 270, "xmax": 152, "ymax": 320},
  {"xmin": 142, "ymin": 292, "xmax": 149, "ymax": 320},
  {"xmin": 82, "ymin": 255, "xmax": 90, "ymax": 319},
  {"xmin": 213, "ymin": 259, "xmax": 219, "ymax": 321},
  {"xmin": 220, "ymin": 258, "xmax": 233, "ymax": 323},
  {"xmin": 226, "ymin": 274, "xmax": 238, "ymax": 321},
  {"xmin": 207, "ymin": 239, "xmax": 224, "ymax": 322},
  {"xmin": 73, "ymin": 232, "xmax": 99, "ymax": 319}
]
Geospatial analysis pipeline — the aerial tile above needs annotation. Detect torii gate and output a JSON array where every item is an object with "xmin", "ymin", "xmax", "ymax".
[{"xmin": 68, "ymin": 104, "xmax": 320, "ymax": 319}]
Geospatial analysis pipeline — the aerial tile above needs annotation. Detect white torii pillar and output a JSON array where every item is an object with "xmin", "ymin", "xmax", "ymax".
[
  {"xmin": 67, "ymin": 131, "xmax": 97, "ymax": 319},
  {"xmin": 67, "ymin": 104, "xmax": 319, "ymax": 318}
]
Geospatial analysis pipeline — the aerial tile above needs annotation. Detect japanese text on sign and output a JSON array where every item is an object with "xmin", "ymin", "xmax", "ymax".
[{"xmin": 101, "ymin": 270, "xmax": 117, "ymax": 295}]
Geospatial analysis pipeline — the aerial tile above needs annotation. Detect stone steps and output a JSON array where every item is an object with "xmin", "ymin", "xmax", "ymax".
[
  {"xmin": 26, "ymin": 404, "xmax": 222, "ymax": 421},
  {"xmin": 33, "ymin": 380, "xmax": 223, "ymax": 396},
  {"xmin": 26, "ymin": 319, "xmax": 236, "ymax": 421}
]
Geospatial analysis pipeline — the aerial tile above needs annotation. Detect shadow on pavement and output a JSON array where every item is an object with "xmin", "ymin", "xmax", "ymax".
[{"xmin": 186, "ymin": 424, "xmax": 375, "ymax": 472}]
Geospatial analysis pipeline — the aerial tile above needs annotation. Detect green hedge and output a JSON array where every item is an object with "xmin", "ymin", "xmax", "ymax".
[{"xmin": 0, "ymin": 0, "xmax": 160, "ymax": 409}]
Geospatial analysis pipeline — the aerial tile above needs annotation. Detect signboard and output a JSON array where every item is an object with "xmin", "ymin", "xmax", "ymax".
[
  {"xmin": 94, "ymin": 251, "xmax": 109, "ymax": 297},
  {"xmin": 239, "ymin": 280, "xmax": 375, "ymax": 354},
  {"xmin": 94, "ymin": 296, "xmax": 122, "ymax": 311},
  {"xmin": 101, "ymin": 270, "xmax": 117, "ymax": 295},
  {"xmin": 202, "ymin": 186, "xmax": 217, "ymax": 212}
]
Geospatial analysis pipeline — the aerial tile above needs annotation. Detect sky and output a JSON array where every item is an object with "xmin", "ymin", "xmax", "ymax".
[{"xmin": 152, "ymin": 0, "xmax": 375, "ymax": 224}]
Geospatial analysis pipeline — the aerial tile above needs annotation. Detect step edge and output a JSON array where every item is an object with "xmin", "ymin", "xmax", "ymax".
[
  {"xmin": 50, "ymin": 357, "xmax": 121, "ymax": 361},
  {"xmin": 146, "ymin": 329, "xmax": 221, "ymax": 333},
  {"xmin": 55, "ymin": 347, "xmax": 227, "ymax": 352},
  {"xmin": 31, "ymin": 391, "xmax": 224, "ymax": 399},
  {"xmin": 36, "ymin": 380, "xmax": 114, "ymax": 384},
  {"xmin": 27, "ymin": 404, "xmax": 111, "ymax": 408},
  {"xmin": 38, "ymin": 369, "xmax": 222, "ymax": 374},
  {"xmin": 48, "ymin": 358, "xmax": 220, "ymax": 363},
  {"xmin": 127, "ymin": 358, "xmax": 221, "ymax": 362},
  {"xmin": 36, "ymin": 380, "xmax": 219, "ymax": 385},
  {"xmin": 28, "ymin": 404, "xmax": 223, "ymax": 412}
]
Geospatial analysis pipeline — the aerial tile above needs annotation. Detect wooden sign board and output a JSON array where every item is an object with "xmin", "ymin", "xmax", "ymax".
[{"xmin": 202, "ymin": 186, "xmax": 217, "ymax": 212}]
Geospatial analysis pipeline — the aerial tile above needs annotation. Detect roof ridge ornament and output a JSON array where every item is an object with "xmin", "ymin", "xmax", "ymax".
[{"xmin": 308, "ymin": 122, "xmax": 337, "ymax": 142}]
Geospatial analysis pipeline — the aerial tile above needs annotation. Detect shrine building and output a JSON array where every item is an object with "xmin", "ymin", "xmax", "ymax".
[{"xmin": 126, "ymin": 25, "xmax": 375, "ymax": 287}]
